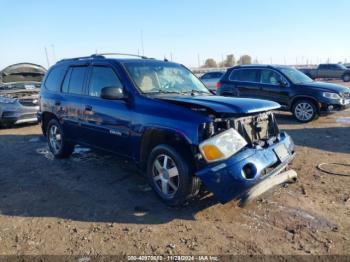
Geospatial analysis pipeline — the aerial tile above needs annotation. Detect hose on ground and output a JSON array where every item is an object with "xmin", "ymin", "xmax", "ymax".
[{"xmin": 317, "ymin": 163, "xmax": 350, "ymax": 177}]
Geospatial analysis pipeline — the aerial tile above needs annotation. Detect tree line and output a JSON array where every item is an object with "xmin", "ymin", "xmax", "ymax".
[{"xmin": 202, "ymin": 54, "xmax": 256, "ymax": 68}]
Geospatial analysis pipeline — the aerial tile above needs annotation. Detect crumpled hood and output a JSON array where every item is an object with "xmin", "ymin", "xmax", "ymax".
[
  {"xmin": 301, "ymin": 82, "xmax": 350, "ymax": 93},
  {"xmin": 157, "ymin": 95, "xmax": 280, "ymax": 114}
]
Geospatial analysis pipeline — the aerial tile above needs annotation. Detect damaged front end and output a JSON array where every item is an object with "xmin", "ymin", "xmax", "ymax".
[{"xmin": 195, "ymin": 111, "xmax": 296, "ymax": 204}]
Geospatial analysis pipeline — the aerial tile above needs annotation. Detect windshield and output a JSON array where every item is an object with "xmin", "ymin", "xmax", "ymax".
[
  {"xmin": 124, "ymin": 62, "xmax": 210, "ymax": 94},
  {"xmin": 279, "ymin": 68, "xmax": 313, "ymax": 84},
  {"xmin": 338, "ymin": 64, "xmax": 347, "ymax": 70}
]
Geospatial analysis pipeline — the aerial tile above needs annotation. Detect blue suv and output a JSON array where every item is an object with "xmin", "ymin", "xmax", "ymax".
[{"xmin": 39, "ymin": 54, "xmax": 297, "ymax": 206}]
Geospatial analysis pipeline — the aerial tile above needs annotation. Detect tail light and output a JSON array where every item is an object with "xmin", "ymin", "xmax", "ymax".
[{"xmin": 216, "ymin": 81, "xmax": 221, "ymax": 88}]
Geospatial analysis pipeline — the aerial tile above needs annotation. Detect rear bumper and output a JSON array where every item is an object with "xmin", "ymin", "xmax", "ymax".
[{"xmin": 195, "ymin": 132, "xmax": 296, "ymax": 203}]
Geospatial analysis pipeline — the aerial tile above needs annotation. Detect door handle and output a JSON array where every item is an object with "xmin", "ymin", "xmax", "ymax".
[
  {"xmin": 54, "ymin": 101, "xmax": 61, "ymax": 106},
  {"xmin": 85, "ymin": 105, "xmax": 92, "ymax": 111}
]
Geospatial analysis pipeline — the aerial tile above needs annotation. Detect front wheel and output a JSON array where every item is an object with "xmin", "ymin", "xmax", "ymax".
[
  {"xmin": 292, "ymin": 100, "xmax": 317, "ymax": 123},
  {"xmin": 146, "ymin": 145, "xmax": 200, "ymax": 206}
]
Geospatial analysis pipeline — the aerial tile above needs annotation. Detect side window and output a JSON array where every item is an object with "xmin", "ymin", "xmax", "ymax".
[
  {"xmin": 44, "ymin": 66, "xmax": 67, "ymax": 91},
  {"xmin": 213, "ymin": 72, "xmax": 223, "ymax": 78},
  {"xmin": 62, "ymin": 68, "xmax": 72, "ymax": 93},
  {"xmin": 230, "ymin": 69, "xmax": 259, "ymax": 82},
  {"xmin": 88, "ymin": 66, "xmax": 123, "ymax": 97},
  {"xmin": 260, "ymin": 70, "xmax": 282, "ymax": 85},
  {"xmin": 62, "ymin": 66, "xmax": 87, "ymax": 95},
  {"xmin": 319, "ymin": 64, "xmax": 328, "ymax": 70}
]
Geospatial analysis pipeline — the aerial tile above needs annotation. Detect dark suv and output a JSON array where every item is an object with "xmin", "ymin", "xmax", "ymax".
[
  {"xmin": 39, "ymin": 54, "xmax": 297, "ymax": 206},
  {"xmin": 217, "ymin": 65, "xmax": 350, "ymax": 122}
]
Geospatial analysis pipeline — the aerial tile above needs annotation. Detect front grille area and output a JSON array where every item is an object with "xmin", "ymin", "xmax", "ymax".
[
  {"xmin": 232, "ymin": 112, "xmax": 279, "ymax": 145},
  {"xmin": 19, "ymin": 98, "xmax": 38, "ymax": 107},
  {"xmin": 341, "ymin": 92, "xmax": 350, "ymax": 98},
  {"xmin": 205, "ymin": 112, "xmax": 279, "ymax": 146}
]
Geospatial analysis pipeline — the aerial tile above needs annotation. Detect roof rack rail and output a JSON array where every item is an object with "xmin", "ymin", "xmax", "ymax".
[
  {"xmin": 57, "ymin": 53, "xmax": 149, "ymax": 64},
  {"xmin": 92, "ymin": 53, "xmax": 149, "ymax": 59},
  {"xmin": 57, "ymin": 55, "xmax": 105, "ymax": 63}
]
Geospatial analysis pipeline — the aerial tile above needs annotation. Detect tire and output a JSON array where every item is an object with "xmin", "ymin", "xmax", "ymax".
[
  {"xmin": 46, "ymin": 119, "xmax": 74, "ymax": 158},
  {"xmin": 292, "ymin": 99, "xmax": 317, "ymax": 123},
  {"xmin": 342, "ymin": 74, "xmax": 350, "ymax": 82},
  {"xmin": 146, "ymin": 144, "xmax": 200, "ymax": 206}
]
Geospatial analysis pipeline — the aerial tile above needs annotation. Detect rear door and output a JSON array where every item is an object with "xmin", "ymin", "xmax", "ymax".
[
  {"xmin": 80, "ymin": 63, "xmax": 132, "ymax": 156},
  {"xmin": 60, "ymin": 65, "xmax": 89, "ymax": 143},
  {"xmin": 259, "ymin": 69, "xmax": 290, "ymax": 107},
  {"xmin": 229, "ymin": 68, "xmax": 262, "ymax": 98}
]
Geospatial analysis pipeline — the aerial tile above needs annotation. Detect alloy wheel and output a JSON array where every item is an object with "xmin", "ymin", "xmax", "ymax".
[
  {"xmin": 49, "ymin": 124, "xmax": 62, "ymax": 154},
  {"xmin": 295, "ymin": 102, "xmax": 314, "ymax": 121},
  {"xmin": 152, "ymin": 154, "xmax": 180, "ymax": 198}
]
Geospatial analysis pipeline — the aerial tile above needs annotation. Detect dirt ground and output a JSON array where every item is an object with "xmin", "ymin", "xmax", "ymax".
[{"xmin": 0, "ymin": 81, "xmax": 349, "ymax": 256}]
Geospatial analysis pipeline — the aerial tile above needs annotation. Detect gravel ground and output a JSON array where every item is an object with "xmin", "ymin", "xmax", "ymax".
[{"xmin": 0, "ymin": 81, "xmax": 349, "ymax": 256}]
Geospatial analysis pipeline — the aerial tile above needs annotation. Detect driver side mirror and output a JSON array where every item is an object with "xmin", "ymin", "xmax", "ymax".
[
  {"xmin": 100, "ymin": 86, "xmax": 126, "ymax": 100},
  {"xmin": 278, "ymin": 78, "xmax": 288, "ymax": 87}
]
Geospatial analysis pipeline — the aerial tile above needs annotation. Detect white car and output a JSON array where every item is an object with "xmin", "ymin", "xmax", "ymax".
[{"xmin": 199, "ymin": 71, "xmax": 225, "ymax": 92}]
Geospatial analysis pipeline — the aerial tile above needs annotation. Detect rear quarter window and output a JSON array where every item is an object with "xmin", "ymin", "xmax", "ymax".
[
  {"xmin": 229, "ymin": 69, "xmax": 259, "ymax": 82},
  {"xmin": 44, "ymin": 66, "xmax": 67, "ymax": 91}
]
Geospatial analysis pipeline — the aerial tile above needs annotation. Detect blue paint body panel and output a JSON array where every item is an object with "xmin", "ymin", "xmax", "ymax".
[{"xmin": 39, "ymin": 57, "xmax": 295, "ymax": 203}]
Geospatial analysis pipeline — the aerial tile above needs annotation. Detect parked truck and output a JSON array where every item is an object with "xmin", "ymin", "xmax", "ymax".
[{"xmin": 299, "ymin": 64, "xmax": 350, "ymax": 82}]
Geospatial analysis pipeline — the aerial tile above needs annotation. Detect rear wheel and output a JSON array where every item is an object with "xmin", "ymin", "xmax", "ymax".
[
  {"xmin": 47, "ymin": 119, "xmax": 74, "ymax": 158},
  {"xmin": 146, "ymin": 144, "xmax": 200, "ymax": 206},
  {"xmin": 342, "ymin": 74, "xmax": 350, "ymax": 82},
  {"xmin": 292, "ymin": 99, "xmax": 317, "ymax": 123}
]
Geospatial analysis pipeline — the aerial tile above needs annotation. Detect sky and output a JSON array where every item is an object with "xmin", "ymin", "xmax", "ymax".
[{"xmin": 0, "ymin": 0, "xmax": 349, "ymax": 69}]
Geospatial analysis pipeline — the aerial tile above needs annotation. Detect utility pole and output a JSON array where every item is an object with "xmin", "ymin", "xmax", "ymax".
[
  {"xmin": 44, "ymin": 46, "xmax": 50, "ymax": 68},
  {"xmin": 197, "ymin": 54, "xmax": 201, "ymax": 68},
  {"xmin": 51, "ymin": 44, "xmax": 56, "ymax": 63},
  {"xmin": 140, "ymin": 30, "xmax": 144, "ymax": 56}
]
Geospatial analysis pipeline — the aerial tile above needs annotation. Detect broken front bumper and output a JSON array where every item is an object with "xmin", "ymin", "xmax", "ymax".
[{"xmin": 196, "ymin": 132, "xmax": 296, "ymax": 204}]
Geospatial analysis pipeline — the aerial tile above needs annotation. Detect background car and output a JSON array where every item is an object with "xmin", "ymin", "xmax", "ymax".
[
  {"xmin": 299, "ymin": 63, "xmax": 350, "ymax": 82},
  {"xmin": 199, "ymin": 71, "xmax": 225, "ymax": 92},
  {"xmin": 217, "ymin": 65, "xmax": 350, "ymax": 122},
  {"xmin": 0, "ymin": 63, "xmax": 46, "ymax": 126}
]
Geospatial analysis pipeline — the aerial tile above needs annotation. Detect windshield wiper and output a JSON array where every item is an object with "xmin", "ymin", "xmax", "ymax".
[
  {"xmin": 180, "ymin": 90, "xmax": 211, "ymax": 96},
  {"xmin": 146, "ymin": 90, "xmax": 182, "ymax": 94}
]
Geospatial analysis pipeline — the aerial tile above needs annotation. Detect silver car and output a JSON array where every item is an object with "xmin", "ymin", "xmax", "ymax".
[
  {"xmin": 199, "ymin": 71, "xmax": 225, "ymax": 92},
  {"xmin": 0, "ymin": 63, "xmax": 46, "ymax": 126}
]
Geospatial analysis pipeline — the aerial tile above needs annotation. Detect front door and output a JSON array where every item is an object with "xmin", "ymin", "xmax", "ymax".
[
  {"xmin": 259, "ymin": 69, "xmax": 290, "ymax": 108},
  {"xmin": 80, "ymin": 64, "xmax": 132, "ymax": 157}
]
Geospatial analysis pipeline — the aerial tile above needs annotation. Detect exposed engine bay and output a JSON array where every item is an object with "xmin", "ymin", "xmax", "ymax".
[
  {"xmin": 199, "ymin": 111, "xmax": 280, "ymax": 148},
  {"xmin": 157, "ymin": 96, "xmax": 281, "ymax": 148},
  {"xmin": 0, "ymin": 89, "xmax": 39, "ymax": 107},
  {"xmin": 1, "ymin": 90, "xmax": 39, "ymax": 99}
]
